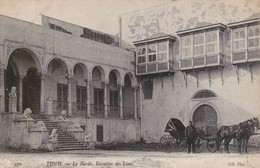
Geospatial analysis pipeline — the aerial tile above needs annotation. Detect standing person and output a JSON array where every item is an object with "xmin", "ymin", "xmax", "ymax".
[{"xmin": 185, "ymin": 121, "xmax": 196, "ymax": 153}]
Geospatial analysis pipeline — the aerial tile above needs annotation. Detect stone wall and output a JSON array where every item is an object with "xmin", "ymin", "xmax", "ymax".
[
  {"xmin": 69, "ymin": 117, "xmax": 141, "ymax": 143},
  {"xmin": 0, "ymin": 113, "xmax": 49, "ymax": 149}
]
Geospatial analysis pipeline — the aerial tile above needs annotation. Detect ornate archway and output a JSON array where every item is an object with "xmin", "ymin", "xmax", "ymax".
[
  {"xmin": 5, "ymin": 48, "xmax": 41, "ymax": 113},
  {"xmin": 192, "ymin": 104, "xmax": 218, "ymax": 135}
]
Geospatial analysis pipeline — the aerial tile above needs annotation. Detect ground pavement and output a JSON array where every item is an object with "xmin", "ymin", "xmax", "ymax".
[{"xmin": 0, "ymin": 149, "xmax": 260, "ymax": 168}]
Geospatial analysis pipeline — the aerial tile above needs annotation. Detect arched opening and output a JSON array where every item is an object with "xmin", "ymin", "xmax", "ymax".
[
  {"xmin": 23, "ymin": 68, "xmax": 41, "ymax": 113},
  {"xmin": 91, "ymin": 66, "xmax": 105, "ymax": 117},
  {"xmin": 73, "ymin": 63, "xmax": 87, "ymax": 116},
  {"xmin": 108, "ymin": 70, "xmax": 119, "ymax": 118},
  {"xmin": 47, "ymin": 58, "xmax": 69, "ymax": 114},
  {"xmin": 192, "ymin": 89, "xmax": 217, "ymax": 99},
  {"xmin": 123, "ymin": 74, "xmax": 134, "ymax": 119},
  {"xmin": 4, "ymin": 48, "xmax": 41, "ymax": 113},
  {"xmin": 193, "ymin": 104, "xmax": 218, "ymax": 135}
]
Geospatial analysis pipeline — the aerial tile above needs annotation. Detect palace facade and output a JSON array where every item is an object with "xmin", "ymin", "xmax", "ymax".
[
  {"xmin": 0, "ymin": 15, "xmax": 140, "ymax": 149},
  {"xmin": 0, "ymin": 5, "xmax": 260, "ymax": 150}
]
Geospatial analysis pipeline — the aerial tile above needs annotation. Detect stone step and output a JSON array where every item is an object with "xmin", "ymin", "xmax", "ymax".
[
  {"xmin": 31, "ymin": 114, "xmax": 89, "ymax": 151},
  {"xmin": 58, "ymin": 144, "xmax": 85, "ymax": 147},
  {"xmin": 58, "ymin": 147, "xmax": 88, "ymax": 151}
]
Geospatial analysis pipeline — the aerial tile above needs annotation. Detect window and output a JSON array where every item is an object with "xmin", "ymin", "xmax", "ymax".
[
  {"xmin": 206, "ymin": 32, "xmax": 218, "ymax": 54},
  {"xmin": 76, "ymin": 85, "xmax": 87, "ymax": 110},
  {"xmin": 110, "ymin": 90, "xmax": 119, "ymax": 107},
  {"xmin": 248, "ymin": 26, "xmax": 260, "ymax": 48},
  {"xmin": 192, "ymin": 89, "xmax": 217, "ymax": 99},
  {"xmin": 138, "ymin": 46, "xmax": 146, "ymax": 55},
  {"xmin": 233, "ymin": 29, "xmax": 245, "ymax": 50},
  {"xmin": 137, "ymin": 45, "xmax": 146, "ymax": 64},
  {"xmin": 158, "ymin": 41, "xmax": 167, "ymax": 61},
  {"xmin": 149, "ymin": 54, "xmax": 156, "ymax": 62},
  {"xmin": 57, "ymin": 83, "xmax": 68, "ymax": 103},
  {"xmin": 182, "ymin": 36, "xmax": 192, "ymax": 58},
  {"xmin": 138, "ymin": 56, "xmax": 146, "ymax": 63},
  {"xmin": 97, "ymin": 125, "xmax": 103, "ymax": 142},
  {"xmin": 194, "ymin": 34, "xmax": 204, "ymax": 56},
  {"xmin": 94, "ymin": 88, "xmax": 104, "ymax": 105},
  {"xmin": 148, "ymin": 43, "xmax": 156, "ymax": 53},
  {"xmin": 57, "ymin": 83, "xmax": 68, "ymax": 110},
  {"xmin": 148, "ymin": 43, "xmax": 156, "ymax": 62},
  {"xmin": 143, "ymin": 80, "xmax": 153, "ymax": 99}
]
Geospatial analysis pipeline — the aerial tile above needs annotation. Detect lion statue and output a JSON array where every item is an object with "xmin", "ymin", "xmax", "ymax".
[{"xmin": 19, "ymin": 108, "xmax": 34, "ymax": 120}]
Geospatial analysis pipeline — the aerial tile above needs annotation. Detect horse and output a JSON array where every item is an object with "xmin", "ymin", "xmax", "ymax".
[
  {"xmin": 216, "ymin": 117, "xmax": 259, "ymax": 154},
  {"xmin": 237, "ymin": 117, "xmax": 259, "ymax": 153}
]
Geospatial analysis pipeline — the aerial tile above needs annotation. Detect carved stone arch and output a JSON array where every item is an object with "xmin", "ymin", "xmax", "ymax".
[
  {"xmin": 72, "ymin": 62, "xmax": 88, "ymax": 79},
  {"xmin": 123, "ymin": 72, "xmax": 137, "ymax": 87},
  {"xmin": 90, "ymin": 65, "xmax": 106, "ymax": 82},
  {"xmin": 5, "ymin": 47, "xmax": 42, "ymax": 74},
  {"xmin": 4, "ymin": 41, "xmax": 43, "ymax": 73},
  {"xmin": 46, "ymin": 58, "xmax": 70, "ymax": 77},
  {"xmin": 191, "ymin": 89, "xmax": 217, "ymax": 99},
  {"xmin": 109, "ymin": 69, "xmax": 121, "ymax": 85}
]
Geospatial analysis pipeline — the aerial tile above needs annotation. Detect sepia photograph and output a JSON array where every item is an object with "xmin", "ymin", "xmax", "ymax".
[{"xmin": 0, "ymin": 0, "xmax": 260, "ymax": 167}]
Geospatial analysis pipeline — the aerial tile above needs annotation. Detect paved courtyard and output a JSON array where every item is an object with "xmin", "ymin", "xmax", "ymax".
[{"xmin": 1, "ymin": 150, "xmax": 260, "ymax": 168}]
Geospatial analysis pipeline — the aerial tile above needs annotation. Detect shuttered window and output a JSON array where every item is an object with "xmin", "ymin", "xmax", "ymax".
[
  {"xmin": 143, "ymin": 80, "xmax": 153, "ymax": 99},
  {"xmin": 94, "ymin": 88, "xmax": 104, "ymax": 105},
  {"xmin": 96, "ymin": 125, "xmax": 103, "ymax": 142}
]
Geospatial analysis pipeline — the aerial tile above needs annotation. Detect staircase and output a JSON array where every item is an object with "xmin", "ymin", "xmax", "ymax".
[{"xmin": 31, "ymin": 114, "xmax": 89, "ymax": 151}]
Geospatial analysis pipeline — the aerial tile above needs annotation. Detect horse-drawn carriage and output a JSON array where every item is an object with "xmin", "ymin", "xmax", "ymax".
[
  {"xmin": 160, "ymin": 117, "xmax": 260, "ymax": 154},
  {"xmin": 159, "ymin": 118, "xmax": 217, "ymax": 153}
]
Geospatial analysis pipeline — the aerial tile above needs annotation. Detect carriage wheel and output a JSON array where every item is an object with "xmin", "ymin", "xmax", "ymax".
[
  {"xmin": 173, "ymin": 139, "xmax": 186, "ymax": 152},
  {"xmin": 195, "ymin": 139, "xmax": 205, "ymax": 153},
  {"xmin": 160, "ymin": 135, "xmax": 174, "ymax": 152},
  {"xmin": 207, "ymin": 140, "xmax": 217, "ymax": 153}
]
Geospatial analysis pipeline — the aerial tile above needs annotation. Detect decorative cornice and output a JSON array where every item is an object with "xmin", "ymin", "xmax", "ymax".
[{"xmin": 5, "ymin": 40, "xmax": 44, "ymax": 59}]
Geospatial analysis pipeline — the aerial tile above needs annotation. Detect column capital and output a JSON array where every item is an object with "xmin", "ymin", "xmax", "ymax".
[
  {"xmin": 40, "ymin": 72, "xmax": 47, "ymax": 80},
  {"xmin": 66, "ymin": 75, "xmax": 73, "ymax": 82},
  {"xmin": 116, "ymin": 83, "xmax": 124, "ymax": 88},
  {"xmin": 101, "ymin": 81, "xmax": 110, "ymax": 87},
  {"xmin": 131, "ymin": 86, "xmax": 139, "ymax": 91}
]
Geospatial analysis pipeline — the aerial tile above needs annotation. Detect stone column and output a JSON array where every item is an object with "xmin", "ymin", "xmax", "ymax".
[
  {"xmin": 0, "ymin": 67, "xmax": 5, "ymax": 112},
  {"xmin": 17, "ymin": 75, "xmax": 25, "ymax": 112},
  {"xmin": 133, "ymin": 86, "xmax": 138, "ymax": 119},
  {"xmin": 139, "ymin": 81, "xmax": 143, "ymax": 120},
  {"xmin": 119, "ymin": 84, "xmax": 123, "ymax": 119},
  {"xmin": 40, "ymin": 73, "xmax": 45, "ymax": 113},
  {"xmin": 85, "ymin": 79, "xmax": 91, "ymax": 118},
  {"xmin": 67, "ymin": 77, "xmax": 72, "ymax": 116},
  {"xmin": 103, "ymin": 81, "xmax": 109, "ymax": 118}
]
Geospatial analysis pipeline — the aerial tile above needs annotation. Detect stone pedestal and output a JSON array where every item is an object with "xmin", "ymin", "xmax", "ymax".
[
  {"xmin": 9, "ymin": 95, "xmax": 17, "ymax": 112},
  {"xmin": 46, "ymin": 100, "xmax": 53, "ymax": 115}
]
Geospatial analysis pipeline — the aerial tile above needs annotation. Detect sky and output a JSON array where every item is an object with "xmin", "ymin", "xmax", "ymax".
[{"xmin": 0, "ymin": 0, "xmax": 171, "ymax": 36}]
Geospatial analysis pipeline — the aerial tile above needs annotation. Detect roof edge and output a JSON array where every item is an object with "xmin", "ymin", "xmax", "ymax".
[
  {"xmin": 133, "ymin": 35, "xmax": 176, "ymax": 45},
  {"xmin": 176, "ymin": 23, "xmax": 227, "ymax": 36},
  {"xmin": 228, "ymin": 18, "xmax": 260, "ymax": 28}
]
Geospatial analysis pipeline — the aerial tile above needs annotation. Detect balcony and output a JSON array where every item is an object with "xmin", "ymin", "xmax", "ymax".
[
  {"xmin": 123, "ymin": 107, "xmax": 135, "ymax": 119},
  {"xmin": 71, "ymin": 102, "xmax": 88, "ymax": 116},
  {"xmin": 107, "ymin": 105, "xmax": 120, "ymax": 118},
  {"xmin": 52, "ymin": 100, "xmax": 68, "ymax": 115},
  {"xmin": 232, "ymin": 48, "xmax": 260, "ymax": 64},
  {"xmin": 180, "ymin": 54, "xmax": 224, "ymax": 71},
  {"xmin": 136, "ymin": 60, "xmax": 174, "ymax": 76},
  {"xmin": 90, "ymin": 104, "xmax": 105, "ymax": 118}
]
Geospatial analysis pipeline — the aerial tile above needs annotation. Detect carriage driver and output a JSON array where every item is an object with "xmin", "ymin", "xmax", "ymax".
[{"xmin": 185, "ymin": 121, "xmax": 197, "ymax": 153}]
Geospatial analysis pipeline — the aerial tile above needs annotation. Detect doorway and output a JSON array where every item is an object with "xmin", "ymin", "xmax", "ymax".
[
  {"xmin": 193, "ymin": 104, "xmax": 218, "ymax": 135},
  {"xmin": 23, "ymin": 68, "xmax": 41, "ymax": 113}
]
